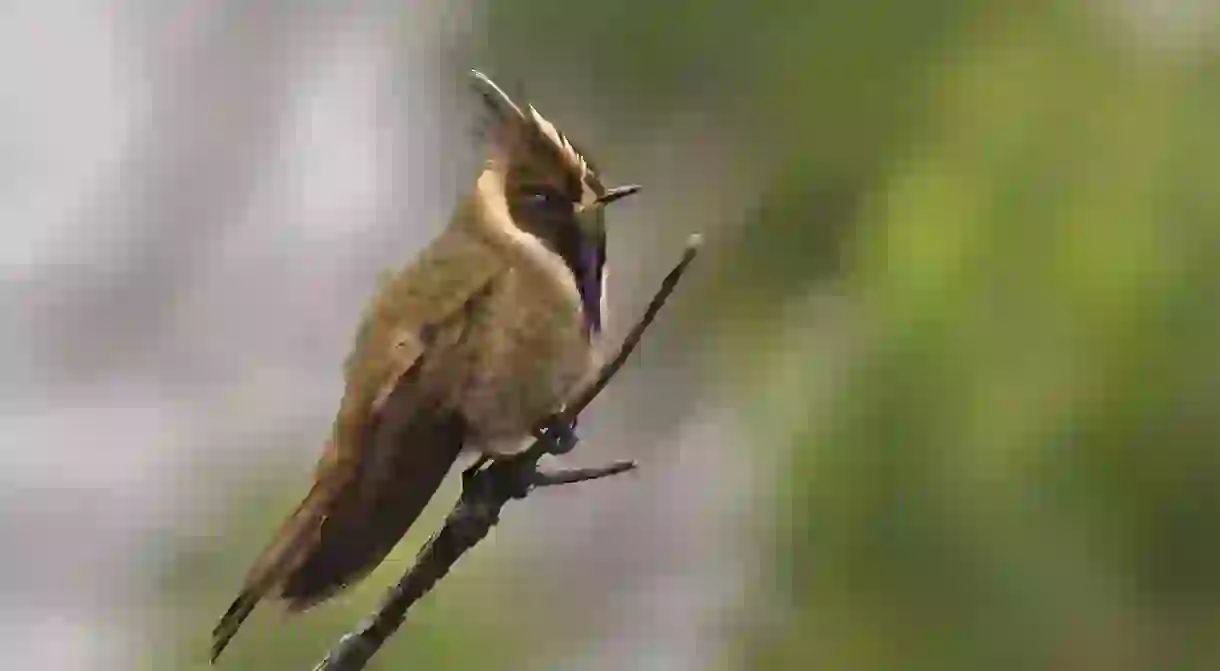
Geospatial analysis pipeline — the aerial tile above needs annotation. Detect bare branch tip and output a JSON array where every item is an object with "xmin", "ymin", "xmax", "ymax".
[{"xmin": 532, "ymin": 459, "xmax": 639, "ymax": 488}]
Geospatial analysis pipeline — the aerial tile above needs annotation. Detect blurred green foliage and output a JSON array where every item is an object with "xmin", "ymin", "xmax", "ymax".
[
  {"xmin": 175, "ymin": 1, "xmax": 1220, "ymax": 669},
  {"xmin": 731, "ymin": 6, "xmax": 1220, "ymax": 671}
]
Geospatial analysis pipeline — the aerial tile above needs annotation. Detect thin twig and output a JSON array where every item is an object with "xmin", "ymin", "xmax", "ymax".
[
  {"xmin": 532, "ymin": 459, "xmax": 639, "ymax": 487},
  {"xmin": 310, "ymin": 234, "xmax": 702, "ymax": 671}
]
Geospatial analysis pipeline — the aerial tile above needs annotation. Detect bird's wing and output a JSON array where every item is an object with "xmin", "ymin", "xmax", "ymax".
[
  {"xmin": 210, "ymin": 224, "xmax": 505, "ymax": 662},
  {"xmin": 323, "ymin": 222, "xmax": 505, "ymax": 473}
]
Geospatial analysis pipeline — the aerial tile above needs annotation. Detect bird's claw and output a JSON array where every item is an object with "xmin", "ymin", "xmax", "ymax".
[{"xmin": 537, "ymin": 415, "xmax": 579, "ymax": 455}]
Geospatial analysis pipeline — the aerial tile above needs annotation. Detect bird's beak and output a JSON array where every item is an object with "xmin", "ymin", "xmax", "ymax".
[{"xmin": 597, "ymin": 184, "xmax": 641, "ymax": 206}]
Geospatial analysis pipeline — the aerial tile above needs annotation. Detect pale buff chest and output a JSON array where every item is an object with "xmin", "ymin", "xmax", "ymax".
[{"xmin": 448, "ymin": 265, "xmax": 598, "ymax": 454}]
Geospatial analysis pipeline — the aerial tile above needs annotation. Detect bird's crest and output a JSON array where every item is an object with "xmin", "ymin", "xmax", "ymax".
[{"xmin": 469, "ymin": 69, "xmax": 607, "ymax": 206}]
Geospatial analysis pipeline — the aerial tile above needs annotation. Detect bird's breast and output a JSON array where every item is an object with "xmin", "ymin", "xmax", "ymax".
[{"xmin": 454, "ymin": 266, "xmax": 599, "ymax": 453}]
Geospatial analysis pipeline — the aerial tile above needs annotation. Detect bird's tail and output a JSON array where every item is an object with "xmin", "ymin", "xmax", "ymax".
[
  {"xmin": 210, "ymin": 408, "xmax": 466, "ymax": 663},
  {"xmin": 210, "ymin": 473, "xmax": 340, "ymax": 663}
]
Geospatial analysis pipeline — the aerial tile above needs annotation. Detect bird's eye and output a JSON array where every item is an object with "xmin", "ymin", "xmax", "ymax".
[{"xmin": 520, "ymin": 187, "xmax": 570, "ymax": 212}]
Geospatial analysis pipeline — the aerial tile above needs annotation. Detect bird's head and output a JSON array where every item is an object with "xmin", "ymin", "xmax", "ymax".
[{"xmin": 468, "ymin": 70, "xmax": 638, "ymax": 334}]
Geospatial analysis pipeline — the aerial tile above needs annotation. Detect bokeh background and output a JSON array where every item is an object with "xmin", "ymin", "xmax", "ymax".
[{"xmin": 4, "ymin": 1, "xmax": 1220, "ymax": 669}]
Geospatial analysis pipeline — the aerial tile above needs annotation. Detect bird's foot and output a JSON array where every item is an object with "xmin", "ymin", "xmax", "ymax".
[{"xmin": 535, "ymin": 415, "xmax": 579, "ymax": 455}]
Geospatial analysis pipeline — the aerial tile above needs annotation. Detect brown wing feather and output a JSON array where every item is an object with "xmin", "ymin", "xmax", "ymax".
[
  {"xmin": 279, "ymin": 363, "xmax": 466, "ymax": 608},
  {"xmin": 212, "ymin": 345, "xmax": 468, "ymax": 663},
  {"xmin": 275, "ymin": 292, "xmax": 481, "ymax": 607},
  {"xmin": 331, "ymin": 219, "xmax": 505, "ymax": 470}
]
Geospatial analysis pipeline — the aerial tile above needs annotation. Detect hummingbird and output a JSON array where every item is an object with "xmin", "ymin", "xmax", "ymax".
[{"xmin": 210, "ymin": 70, "xmax": 640, "ymax": 662}]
